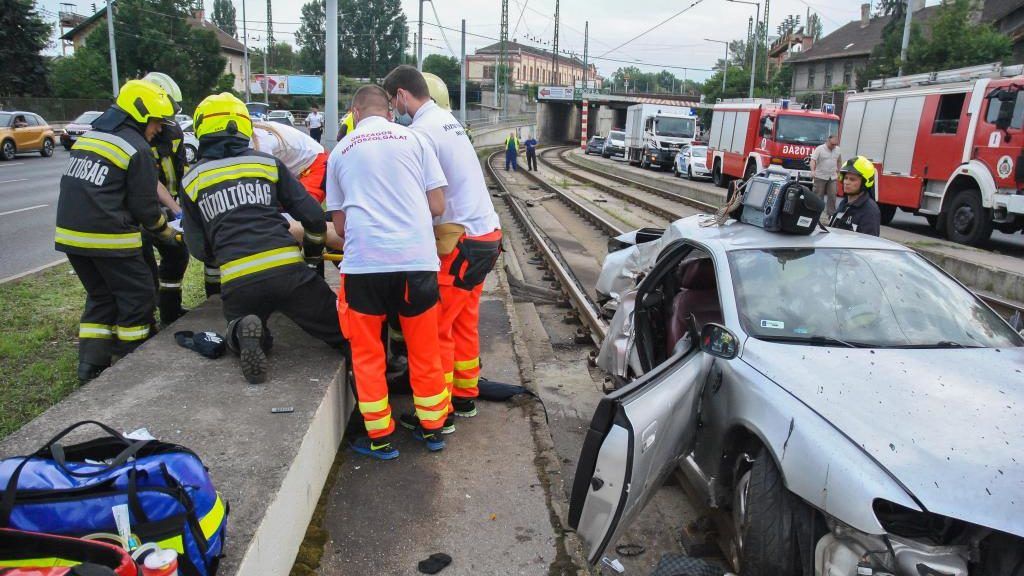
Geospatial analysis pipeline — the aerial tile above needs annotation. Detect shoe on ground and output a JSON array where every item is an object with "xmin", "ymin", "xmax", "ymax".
[
  {"xmin": 350, "ymin": 435, "xmax": 399, "ymax": 460},
  {"xmin": 77, "ymin": 361, "xmax": 108, "ymax": 384},
  {"xmin": 412, "ymin": 426, "xmax": 446, "ymax": 452},
  {"xmin": 399, "ymin": 412, "xmax": 456, "ymax": 435},
  {"xmin": 237, "ymin": 314, "xmax": 268, "ymax": 384},
  {"xmin": 452, "ymin": 397, "xmax": 477, "ymax": 418}
]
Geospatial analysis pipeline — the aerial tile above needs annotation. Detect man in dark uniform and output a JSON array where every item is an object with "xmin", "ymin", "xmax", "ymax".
[
  {"xmin": 55, "ymin": 79, "xmax": 181, "ymax": 383},
  {"xmin": 180, "ymin": 92, "xmax": 344, "ymax": 384},
  {"xmin": 831, "ymin": 156, "xmax": 881, "ymax": 237}
]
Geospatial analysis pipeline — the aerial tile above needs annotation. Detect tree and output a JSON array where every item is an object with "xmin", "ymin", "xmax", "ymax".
[
  {"xmin": 423, "ymin": 54, "xmax": 460, "ymax": 91},
  {"xmin": 0, "ymin": 0, "xmax": 52, "ymax": 96},
  {"xmin": 340, "ymin": 0, "xmax": 408, "ymax": 81},
  {"xmin": 296, "ymin": 0, "xmax": 325, "ymax": 74},
  {"xmin": 211, "ymin": 0, "xmax": 237, "ymax": 37},
  {"xmin": 269, "ymin": 42, "xmax": 297, "ymax": 73}
]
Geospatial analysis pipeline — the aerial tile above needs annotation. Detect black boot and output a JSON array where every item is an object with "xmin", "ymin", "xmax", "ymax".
[
  {"xmin": 233, "ymin": 315, "xmax": 268, "ymax": 384},
  {"xmin": 77, "ymin": 361, "xmax": 108, "ymax": 384}
]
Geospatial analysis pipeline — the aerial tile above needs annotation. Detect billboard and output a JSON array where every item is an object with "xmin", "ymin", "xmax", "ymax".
[
  {"xmin": 250, "ymin": 74, "xmax": 288, "ymax": 95},
  {"xmin": 288, "ymin": 75, "xmax": 323, "ymax": 95},
  {"xmin": 249, "ymin": 75, "xmax": 324, "ymax": 95},
  {"xmin": 537, "ymin": 86, "xmax": 574, "ymax": 101}
]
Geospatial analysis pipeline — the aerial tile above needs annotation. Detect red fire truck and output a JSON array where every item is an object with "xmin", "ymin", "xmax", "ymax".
[
  {"xmin": 706, "ymin": 99, "xmax": 840, "ymax": 188},
  {"xmin": 840, "ymin": 63, "xmax": 1024, "ymax": 245}
]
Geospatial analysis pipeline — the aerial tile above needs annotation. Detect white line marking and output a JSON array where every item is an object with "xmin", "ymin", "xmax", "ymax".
[
  {"xmin": 0, "ymin": 257, "xmax": 67, "ymax": 285},
  {"xmin": 0, "ymin": 204, "xmax": 48, "ymax": 217},
  {"xmin": 0, "ymin": 178, "xmax": 29, "ymax": 185},
  {"xmin": 0, "ymin": 163, "xmax": 24, "ymax": 168}
]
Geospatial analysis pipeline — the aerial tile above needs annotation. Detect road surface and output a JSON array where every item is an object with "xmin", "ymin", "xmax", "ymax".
[{"xmin": 0, "ymin": 149, "xmax": 69, "ymax": 282}]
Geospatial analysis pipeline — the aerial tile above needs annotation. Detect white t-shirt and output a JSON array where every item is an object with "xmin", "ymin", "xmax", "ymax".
[
  {"xmin": 410, "ymin": 101, "xmax": 501, "ymax": 237},
  {"xmin": 326, "ymin": 115, "xmax": 447, "ymax": 274},
  {"xmin": 250, "ymin": 122, "xmax": 324, "ymax": 175},
  {"xmin": 307, "ymin": 111, "xmax": 324, "ymax": 129}
]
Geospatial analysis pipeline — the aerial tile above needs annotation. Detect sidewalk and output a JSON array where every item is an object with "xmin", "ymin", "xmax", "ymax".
[{"xmin": 316, "ymin": 267, "xmax": 569, "ymax": 575}]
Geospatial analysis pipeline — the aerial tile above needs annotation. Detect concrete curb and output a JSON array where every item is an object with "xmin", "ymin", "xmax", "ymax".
[{"xmin": 0, "ymin": 257, "xmax": 67, "ymax": 285}]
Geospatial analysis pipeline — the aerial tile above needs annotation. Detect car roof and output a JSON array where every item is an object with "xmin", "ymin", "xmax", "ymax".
[{"xmin": 668, "ymin": 215, "xmax": 912, "ymax": 253}]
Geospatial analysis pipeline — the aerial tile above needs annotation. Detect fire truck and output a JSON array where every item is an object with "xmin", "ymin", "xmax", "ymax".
[
  {"xmin": 706, "ymin": 99, "xmax": 840, "ymax": 188},
  {"xmin": 840, "ymin": 63, "xmax": 1024, "ymax": 245}
]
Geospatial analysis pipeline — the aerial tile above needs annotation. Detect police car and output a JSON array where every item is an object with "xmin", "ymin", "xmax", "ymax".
[{"xmin": 574, "ymin": 208, "xmax": 1024, "ymax": 574}]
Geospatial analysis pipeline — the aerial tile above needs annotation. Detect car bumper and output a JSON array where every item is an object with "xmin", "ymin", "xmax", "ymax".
[
  {"xmin": 604, "ymin": 146, "xmax": 624, "ymax": 156},
  {"xmin": 60, "ymin": 133, "xmax": 80, "ymax": 146},
  {"xmin": 648, "ymin": 149, "xmax": 677, "ymax": 165},
  {"xmin": 690, "ymin": 165, "xmax": 711, "ymax": 177}
]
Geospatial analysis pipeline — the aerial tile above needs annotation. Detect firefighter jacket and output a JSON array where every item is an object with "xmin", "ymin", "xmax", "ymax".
[
  {"xmin": 152, "ymin": 122, "xmax": 187, "ymax": 198},
  {"xmin": 179, "ymin": 148, "xmax": 327, "ymax": 289},
  {"xmin": 55, "ymin": 122, "xmax": 166, "ymax": 257}
]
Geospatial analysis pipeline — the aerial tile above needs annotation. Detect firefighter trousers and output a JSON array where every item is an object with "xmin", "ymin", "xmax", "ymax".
[
  {"xmin": 438, "ymin": 230, "xmax": 503, "ymax": 402},
  {"xmin": 67, "ymin": 253, "xmax": 156, "ymax": 367},
  {"xmin": 222, "ymin": 265, "xmax": 344, "ymax": 352},
  {"xmin": 338, "ymin": 271, "xmax": 450, "ymax": 439},
  {"xmin": 141, "ymin": 235, "xmax": 190, "ymax": 325}
]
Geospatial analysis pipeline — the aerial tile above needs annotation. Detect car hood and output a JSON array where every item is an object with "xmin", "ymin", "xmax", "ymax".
[
  {"xmin": 65, "ymin": 123, "xmax": 91, "ymax": 131},
  {"xmin": 743, "ymin": 340, "xmax": 1024, "ymax": 537}
]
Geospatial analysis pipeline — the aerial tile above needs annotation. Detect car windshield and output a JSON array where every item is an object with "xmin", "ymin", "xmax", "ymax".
[
  {"xmin": 775, "ymin": 116, "xmax": 839, "ymax": 145},
  {"xmin": 269, "ymin": 111, "xmax": 287, "ymax": 117},
  {"xmin": 728, "ymin": 248, "xmax": 1023, "ymax": 348},
  {"xmin": 690, "ymin": 146, "xmax": 707, "ymax": 158},
  {"xmin": 592, "ymin": 137, "xmax": 605, "ymax": 143},
  {"xmin": 654, "ymin": 117, "xmax": 695, "ymax": 138},
  {"xmin": 609, "ymin": 131, "xmax": 624, "ymax": 141},
  {"xmin": 74, "ymin": 111, "xmax": 102, "ymax": 125},
  {"xmin": 246, "ymin": 103, "xmax": 270, "ymax": 117}
]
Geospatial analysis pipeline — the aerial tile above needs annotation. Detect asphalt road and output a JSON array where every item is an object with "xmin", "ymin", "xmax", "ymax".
[{"xmin": 0, "ymin": 148, "xmax": 69, "ymax": 282}]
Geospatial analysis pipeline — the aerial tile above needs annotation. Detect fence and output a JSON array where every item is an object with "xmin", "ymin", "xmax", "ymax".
[{"xmin": 0, "ymin": 97, "xmax": 112, "ymax": 124}]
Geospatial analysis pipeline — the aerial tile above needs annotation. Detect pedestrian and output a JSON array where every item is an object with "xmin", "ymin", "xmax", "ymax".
[
  {"xmin": 179, "ymin": 93, "xmax": 343, "ymax": 384},
  {"xmin": 306, "ymin": 104, "xmax": 324, "ymax": 143},
  {"xmin": 810, "ymin": 133, "xmax": 841, "ymax": 217},
  {"xmin": 384, "ymin": 65, "xmax": 503, "ymax": 430},
  {"xmin": 830, "ymin": 156, "xmax": 881, "ymax": 236},
  {"xmin": 55, "ymin": 80, "xmax": 181, "ymax": 384},
  {"xmin": 524, "ymin": 133, "xmax": 538, "ymax": 171},
  {"xmin": 504, "ymin": 131, "xmax": 520, "ymax": 171},
  {"xmin": 327, "ymin": 84, "xmax": 451, "ymax": 460}
]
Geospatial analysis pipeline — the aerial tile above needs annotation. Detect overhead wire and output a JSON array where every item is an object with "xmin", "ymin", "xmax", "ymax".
[
  {"xmin": 596, "ymin": 0, "xmax": 707, "ymax": 58},
  {"xmin": 426, "ymin": 0, "xmax": 459, "ymax": 58}
]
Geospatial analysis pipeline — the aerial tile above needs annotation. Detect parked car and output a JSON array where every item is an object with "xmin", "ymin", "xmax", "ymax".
[
  {"xmin": 585, "ymin": 135, "xmax": 606, "ymax": 155},
  {"xmin": 574, "ymin": 215, "xmax": 1024, "ymax": 575},
  {"xmin": 0, "ymin": 112, "xmax": 56, "ymax": 160},
  {"xmin": 673, "ymin": 144, "xmax": 711, "ymax": 180},
  {"xmin": 175, "ymin": 114, "xmax": 194, "ymax": 134},
  {"xmin": 267, "ymin": 110, "xmax": 295, "ymax": 127},
  {"xmin": 183, "ymin": 131, "xmax": 199, "ymax": 164},
  {"xmin": 602, "ymin": 130, "xmax": 625, "ymax": 158},
  {"xmin": 60, "ymin": 110, "xmax": 102, "ymax": 150}
]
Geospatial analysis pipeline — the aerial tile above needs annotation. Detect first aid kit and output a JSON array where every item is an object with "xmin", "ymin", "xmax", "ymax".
[{"xmin": 0, "ymin": 421, "xmax": 227, "ymax": 576}]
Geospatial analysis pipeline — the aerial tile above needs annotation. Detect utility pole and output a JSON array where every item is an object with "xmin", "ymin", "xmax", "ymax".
[
  {"xmin": 326, "ymin": 0, "xmax": 338, "ymax": 150},
  {"xmin": 105, "ymin": 0, "xmax": 118, "ymax": 96},
  {"xmin": 898, "ymin": 0, "xmax": 913, "ymax": 76},
  {"xmin": 763, "ymin": 0, "xmax": 771, "ymax": 81},
  {"xmin": 499, "ymin": 0, "xmax": 509, "ymax": 118},
  {"xmin": 266, "ymin": 0, "xmax": 273, "ymax": 67},
  {"xmin": 551, "ymin": 0, "xmax": 560, "ymax": 85},
  {"xmin": 263, "ymin": 36, "xmax": 269, "ymax": 105},
  {"xmin": 242, "ymin": 0, "xmax": 250, "ymax": 101},
  {"xmin": 706, "ymin": 38, "xmax": 729, "ymax": 93},
  {"xmin": 417, "ymin": 0, "xmax": 425, "ymax": 70},
  {"xmin": 728, "ymin": 0, "xmax": 760, "ymax": 98},
  {"xmin": 583, "ymin": 21, "xmax": 589, "ymax": 90},
  {"xmin": 460, "ymin": 19, "xmax": 467, "ymax": 124}
]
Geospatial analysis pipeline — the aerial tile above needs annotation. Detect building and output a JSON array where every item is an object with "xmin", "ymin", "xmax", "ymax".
[
  {"xmin": 466, "ymin": 41, "xmax": 601, "ymax": 89},
  {"xmin": 982, "ymin": 0, "xmax": 1024, "ymax": 64},
  {"xmin": 767, "ymin": 28, "xmax": 814, "ymax": 76},
  {"xmin": 59, "ymin": 6, "xmax": 248, "ymax": 93}
]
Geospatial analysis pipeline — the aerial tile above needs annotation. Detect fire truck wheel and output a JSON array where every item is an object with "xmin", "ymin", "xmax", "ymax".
[
  {"xmin": 743, "ymin": 163, "xmax": 757, "ymax": 183},
  {"xmin": 713, "ymin": 161, "xmax": 731, "ymax": 189},
  {"xmin": 879, "ymin": 204, "xmax": 896, "ymax": 225},
  {"xmin": 945, "ymin": 189, "xmax": 993, "ymax": 246}
]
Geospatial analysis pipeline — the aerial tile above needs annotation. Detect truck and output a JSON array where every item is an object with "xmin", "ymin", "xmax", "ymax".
[
  {"xmin": 624, "ymin": 104, "xmax": 699, "ymax": 170},
  {"xmin": 706, "ymin": 99, "xmax": 840, "ymax": 188},
  {"xmin": 840, "ymin": 62, "xmax": 1024, "ymax": 245}
]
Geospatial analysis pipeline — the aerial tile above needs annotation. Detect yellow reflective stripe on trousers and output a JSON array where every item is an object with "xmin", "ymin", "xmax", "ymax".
[
  {"xmin": 415, "ymin": 407, "xmax": 448, "ymax": 423},
  {"xmin": 117, "ymin": 324, "xmax": 150, "ymax": 341},
  {"xmin": 359, "ymin": 396, "xmax": 389, "ymax": 414},
  {"xmin": 79, "ymin": 323, "xmax": 114, "ymax": 339},
  {"xmin": 454, "ymin": 358, "xmax": 480, "ymax": 371},
  {"xmin": 220, "ymin": 246, "xmax": 303, "ymax": 284},
  {"xmin": 74, "ymin": 136, "xmax": 131, "ymax": 169},
  {"xmin": 453, "ymin": 377, "xmax": 478, "ymax": 389},
  {"xmin": 0, "ymin": 558, "xmax": 78, "ymax": 568},
  {"xmin": 364, "ymin": 414, "xmax": 392, "ymax": 432},
  {"xmin": 55, "ymin": 227, "xmax": 142, "ymax": 250},
  {"xmin": 184, "ymin": 164, "xmax": 279, "ymax": 201},
  {"xmin": 414, "ymin": 388, "xmax": 449, "ymax": 409},
  {"xmin": 154, "ymin": 494, "xmax": 227, "ymax": 553}
]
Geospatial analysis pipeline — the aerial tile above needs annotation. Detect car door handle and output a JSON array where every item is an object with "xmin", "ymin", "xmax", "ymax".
[{"xmin": 591, "ymin": 476, "xmax": 604, "ymax": 491}]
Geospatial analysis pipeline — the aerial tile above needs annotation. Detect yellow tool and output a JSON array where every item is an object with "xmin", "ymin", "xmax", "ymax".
[{"xmin": 323, "ymin": 252, "xmax": 344, "ymax": 262}]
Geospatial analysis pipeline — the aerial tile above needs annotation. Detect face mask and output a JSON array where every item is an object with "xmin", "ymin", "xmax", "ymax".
[{"xmin": 393, "ymin": 92, "xmax": 413, "ymax": 126}]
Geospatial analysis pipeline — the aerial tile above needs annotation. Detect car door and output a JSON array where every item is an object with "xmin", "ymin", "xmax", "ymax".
[{"xmin": 12, "ymin": 115, "xmax": 34, "ymax": 149}]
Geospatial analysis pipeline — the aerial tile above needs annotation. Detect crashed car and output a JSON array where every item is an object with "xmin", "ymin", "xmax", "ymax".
[{"xmin": 571, "ymin": 215, "xmax": 1024, "ymax": 576}]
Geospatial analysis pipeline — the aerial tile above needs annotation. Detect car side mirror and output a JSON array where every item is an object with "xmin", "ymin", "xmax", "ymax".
[{"xmin": 700, "ymin": 323, "xmax": 738, "ymax": 359}]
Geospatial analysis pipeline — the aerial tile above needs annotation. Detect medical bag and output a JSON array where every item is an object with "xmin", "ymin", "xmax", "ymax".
[{"xmin": 0, "ymin": 528, "xmax": 137, "ymax": 575}]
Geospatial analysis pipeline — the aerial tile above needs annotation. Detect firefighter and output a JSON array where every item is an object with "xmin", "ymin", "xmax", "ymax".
[
  {"xmin": 326, "ymin": 84, "xmax": 451, "ymax": 459},
  {"xmin": 383, "ymin": 66, "xmax": 502, "ymax": 427},
  {"xmin": 179, "ymin": 93, "xmax": 344, "ymax": 384},
  {"xmin": 337, "ymin": 111, "xmax": 355, "ymax": 142},
  {"xmin": 55, "ymin": 79, "xmax": 180, "ymax": 383},
  {"xmin": 139, "ymin": 72, "xmax": 191, "ymax": 325},
  {"xmin": 504, "ymin": 131, "xmax": 520, "ymax": 171},
  {"xmin": 831, "ymin": 156, "xmax": 882, "ymax": 237}
]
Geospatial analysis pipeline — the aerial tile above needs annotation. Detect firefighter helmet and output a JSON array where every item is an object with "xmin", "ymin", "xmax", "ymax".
[
  {"xmin": 339, "ymin": 112, "xmax": 355, "ymax": 139},
  {"xmin": 115, "ymin": 80, "xmax": 176, "ymax": 125},
  {"xmin": 143, "ymin": 72, "xmax": 182, "ymax": 105},
  {"xmin": 193, "ymin": 92, "xmax": 253, "ymax": 140},
  {"xmin": 839, "ymin": 156, "xmax": 876, "ymax": 191},
  {"xmin": 423, "ymin": 72, "xmax": 451, "ymax": 110}
]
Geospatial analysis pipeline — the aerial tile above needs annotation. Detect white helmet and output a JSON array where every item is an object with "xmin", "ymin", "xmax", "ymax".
[{"xmin": 143, "ymin": 72, "xmax": 182, "ymax": 104}]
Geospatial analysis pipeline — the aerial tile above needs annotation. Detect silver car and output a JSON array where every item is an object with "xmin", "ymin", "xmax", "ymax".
[{"xmin": 572, "ymin": 215, "xmax": 1024, "ymax": 575}]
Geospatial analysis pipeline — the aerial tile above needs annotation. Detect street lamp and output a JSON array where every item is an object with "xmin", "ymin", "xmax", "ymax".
[
  {"xmin": 727, "ymin": 0, "xmax": 760, "ymax": 99},
  {"xmin": 705, "ymin": 38, "xmax": 729, "ymax": 94}
]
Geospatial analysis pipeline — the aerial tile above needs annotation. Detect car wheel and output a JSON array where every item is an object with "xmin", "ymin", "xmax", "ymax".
[
  {"xmin": 673, "ymin": 163, "xmax": 679, "ymax": 177},
  {"xmin": 1, "ymin": 140, "xmax": 15, "ymax": 161},
  {"xmin": 63, "ymin": 143, "xmax": 73, "ymax": 151},
  {"xmin": 602, "ymin": 152, "xmax": 610, "ymax": 158},
  {"xmin": 184, "ymin": 144, "xmax": 197, "ymax": 165},
  {"xmin": 945, "ymin": 188, "xmax": 993, "ymax": 245},
  {"xmin": 40, "ymin": 138, "xmax": 54, "ymax": 158},
  {"xmin": 878, "ymin": 204, "xmax": 896, "ymax": 226},
  {"xmin": 731, "ymin": 448, "xmax": 804, "ymax": 576}
]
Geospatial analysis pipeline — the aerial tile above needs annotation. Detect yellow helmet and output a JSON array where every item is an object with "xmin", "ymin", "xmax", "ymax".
[
  {"xmin": 116, "ymin": 79, "xmax": 176, "ymax": 125},
  {"xmin": 339, "ymin": 112, "xmax": 355, "ymax": 138},
  {"xmin": 422, "ymin": 72, "xmax": 451, "ymax": 110},
  {"xmin": 839, "ymin": 156, "xmax": 876, "ymax": 190},
  {"xmin": 193, "ymin": 92, "xmax": 253, "ymax": 140}
]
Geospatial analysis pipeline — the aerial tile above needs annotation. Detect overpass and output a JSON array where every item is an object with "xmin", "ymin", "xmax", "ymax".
[{"xmin": 535, "ymin": 89, "xmax": 701, "ymax": 145}]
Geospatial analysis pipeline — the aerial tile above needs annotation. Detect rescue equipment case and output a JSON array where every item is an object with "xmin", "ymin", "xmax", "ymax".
[{"xmin": 740, "ymin": 170, "xmax": 823, "ymax": 235}]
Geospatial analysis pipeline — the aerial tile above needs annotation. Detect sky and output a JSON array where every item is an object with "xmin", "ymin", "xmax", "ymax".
[{"xmin": 37, "ymin": 0, "xmax": 941, "ymax": 84}]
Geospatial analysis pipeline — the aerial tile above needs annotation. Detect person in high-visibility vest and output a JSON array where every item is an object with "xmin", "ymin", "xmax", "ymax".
[
  {"xmin": 831, "ymin": 156, "xmax": 881, "ymax": 237},
  {"xmin": 504, "ymin": 131, "xmax": 520, "ymax": 171},
  {"xmin": 55, "ymin": 79, "xmax": 181, "ymax": 383},
  {"xmin": 179, "ymin": 93, "xmax": 344, "ymax": 384}
]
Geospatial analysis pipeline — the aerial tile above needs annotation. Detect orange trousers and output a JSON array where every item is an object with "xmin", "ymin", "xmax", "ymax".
[
  {"xmin": 437, "ymin": 229, "xmax": 503, "ymax": 403},
  {"xmin": 338, "ymin": 272, "xmax": 450, "ymax": 438},
  {"xmin": 299, "ymin": 152, "xmax": 328, "ymax": 203}
]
